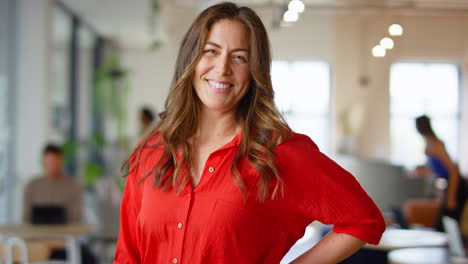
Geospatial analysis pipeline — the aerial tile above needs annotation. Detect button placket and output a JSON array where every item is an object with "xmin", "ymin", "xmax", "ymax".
[{"xmin": 174, "ymin": 191, "xmax": 193, "ymax": 264}]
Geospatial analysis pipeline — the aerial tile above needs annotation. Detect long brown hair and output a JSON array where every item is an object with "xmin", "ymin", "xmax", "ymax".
[{"xmin": 123, "ymin": 2, "xmax": 291, "ymax": 201}]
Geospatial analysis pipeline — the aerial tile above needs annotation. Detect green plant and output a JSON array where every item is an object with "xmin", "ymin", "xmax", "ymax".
[
  {"xmin": 94, "ymin": 52, "xmax": 130, "ymax": 139},
  {"xmin": 64, "ymin": 51, "xmax": 131, "ymax": 189}
]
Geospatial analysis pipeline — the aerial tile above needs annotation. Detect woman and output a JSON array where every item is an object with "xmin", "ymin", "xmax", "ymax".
[
  {"xmin": 114, "ymin": 3, "xmax": 385, "ymax": 264},
  {"xmin": 414, "ymin": 115, "xmax": 467, "ymax": 230}
]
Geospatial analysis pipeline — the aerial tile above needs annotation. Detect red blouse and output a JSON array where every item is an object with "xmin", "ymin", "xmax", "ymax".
[{"xmin": 114, "ymin": 133, "xmax": 385, "ymax": 264}]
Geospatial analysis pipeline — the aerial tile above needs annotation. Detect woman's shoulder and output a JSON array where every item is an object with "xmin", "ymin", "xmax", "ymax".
[
  {"xmin": 131, "ymin": 131, "xmax": 165, "ymax": 165},
  {"xmin": 140, "ymin": 130, "xmax": 163, "ymax": 147},
  {"xmin": 426, "ymin": 137, "xmax": 446, "ymax": 155},
  {"xmin": 274, "ymin": 133, "xmax": 321, "ymax": 164},
  {"xmin": 276, "ymin": 132, "xmax": 319, "ymax": 152}
]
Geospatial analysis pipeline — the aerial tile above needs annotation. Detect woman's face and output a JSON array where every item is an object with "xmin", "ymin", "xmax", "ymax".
[{"xmin": 193, "ymin": 19, "xmax": 251, "ymax": 115}]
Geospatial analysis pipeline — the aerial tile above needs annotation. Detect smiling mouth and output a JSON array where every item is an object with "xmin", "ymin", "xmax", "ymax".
[{"xmin": 206, "ymin": 79, "xmax": 233, "ymax": 89}]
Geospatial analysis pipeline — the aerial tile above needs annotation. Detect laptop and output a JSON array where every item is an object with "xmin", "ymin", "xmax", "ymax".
[
  {"xmin": 442, "ymin": 216, "xmax": 468, "ymax": 263},
  {"xmin": 31, "ymin": 205, "xmax": 66, "ymax": 225}
]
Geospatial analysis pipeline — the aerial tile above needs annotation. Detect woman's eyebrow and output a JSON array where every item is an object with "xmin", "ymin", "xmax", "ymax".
[{"xmin": 206, "ymin": 41, "xmax": 249, "ymax": 53}]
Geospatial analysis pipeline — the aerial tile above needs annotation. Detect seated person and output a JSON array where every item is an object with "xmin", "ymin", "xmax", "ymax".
[
  {"xmin": 23, "ymin": 144, "xmax": 82, "ymax": 224},
  {"xmin": 23, "ymin": 143, "xmax": 96, "ymax": 264}
]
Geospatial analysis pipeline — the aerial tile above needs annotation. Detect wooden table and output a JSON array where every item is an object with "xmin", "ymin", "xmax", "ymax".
[
  {"xmin": 0, "ymin": 224, "xmax": 95, "ymax": 237},
  {"xmin": 0, "ymin": 224, "xmax": 96, "ymax": 264},
  {"xmin": 341, "ymin": 228, "xmax": 449, "ymax": 264},
  {"xmin": 365, "ymin": 228, "xmax": 448, "ymax": 250},
  {"xmin": 388, "ymin": 247, "xmax": 449, "ymax": 264}
]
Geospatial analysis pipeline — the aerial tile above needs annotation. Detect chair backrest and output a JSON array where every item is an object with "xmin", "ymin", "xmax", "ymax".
[
  {"xmin": 442, "ymin": 216, "xmax": 466, "ymax": 258},
  {"xmin": 0, "ymin": 236, "xmax": 29, "ymax": 264}
]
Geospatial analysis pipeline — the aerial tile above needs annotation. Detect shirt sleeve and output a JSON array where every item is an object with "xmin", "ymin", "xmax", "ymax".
[
  {"xmin": 277, "ymin": 134, "xmax": 386, "ymax": 245},
  {"xmin": 114, "ymin": 155, "xmax": 143, "ymax": 264}
]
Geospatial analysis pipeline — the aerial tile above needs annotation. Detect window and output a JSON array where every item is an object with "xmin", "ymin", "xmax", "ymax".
[
  {"xmin": 390, "ymin": 62, "xmax": 460, "ymax": 168},
  {"xmin": 50, "ymin": 5, "xmax": 72, "ymax": 142},
  {"xmin": 0, "ymin": 0, "xmax": 16, "ymax": 224},
  {"xmin": 271, "ymin": 61, "xmax": 331, "ymax": 153}
]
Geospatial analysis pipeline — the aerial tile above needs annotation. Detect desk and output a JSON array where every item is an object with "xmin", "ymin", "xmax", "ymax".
[
  {"xmin": 342, "ymin": 229, "xmax": 448, "ymax": 264},
  {"xmin": 0, "ymin": 224, "xmax": 95, "ymax": 264},
  {"xmin": 388, "ymin": 247, "xmax": 448, "ymax": 264},
  {"xmin": 365, "ymin": 229, "xmax": 448, "ymax": 250}
]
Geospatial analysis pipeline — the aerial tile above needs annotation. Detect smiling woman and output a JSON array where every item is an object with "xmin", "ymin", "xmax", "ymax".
[
  {"xmin": 193, "ymin": 19, "xmax": 251, "ymax": 116},
  {"xmin": 113, "ymin": 2, "xmax": 385, "ymax": 264}
]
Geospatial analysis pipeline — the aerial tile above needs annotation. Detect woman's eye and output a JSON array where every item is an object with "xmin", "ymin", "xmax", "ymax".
[
  {"xmin": 232, "ymin": 55, "xmax": 247, "ymax": 63},
  {"xmin": 204, "ymin": 49, "xmax": 217, "ymax": 54}
]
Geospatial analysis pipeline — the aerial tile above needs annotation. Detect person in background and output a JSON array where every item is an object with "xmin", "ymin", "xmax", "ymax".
[
  {"xmin": 23, "ymin": 143, "xmax": 97, "ymax": 264},
  {"xmin": 23, "ymin": 143, "xmax": 82, "ymax": 224},
  {"xmin": 413, "ymin": 115, "xmax": 467, "ymax": 230},
  {"xmin": 114, "ymin": 2, "xmax": 385, "ymax": 264},
  {"xmin": 139, "ymin": 106, "xmax": 155, "ymax": 136}
]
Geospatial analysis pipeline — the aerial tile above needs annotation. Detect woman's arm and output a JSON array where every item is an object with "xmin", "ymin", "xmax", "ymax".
[
  {"xmin": 431, "ymin": 143, "xmax": 459, "ymax": 210},
  {"xmin": 291, "ymin": 232, "xmax": 365, "ymax": 264},
  {"xmin": 275, "ymin": 134, "xmax": 385, "ymax": 262}
]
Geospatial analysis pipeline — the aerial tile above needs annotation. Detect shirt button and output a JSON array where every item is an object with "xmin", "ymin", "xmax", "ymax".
[
  {"xmin": 173, "ymin": 258, "xmax": 178, "ymax": 263},
  {"xmin": 208, "ymin": 167, "xmax": 215, "ymax": 173},
  {"xmin": 177, "ymin": 222, "xmax": 183, "ymax": 229}
]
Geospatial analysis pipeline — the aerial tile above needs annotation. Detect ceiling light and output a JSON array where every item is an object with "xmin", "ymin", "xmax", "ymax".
[
  {"xmin": 380, "ymin": 37, "xmax": 394, "ymax": 49},
  {"xmin": 288, "ymin": 0, "xmax": 305, "ymax": 13},
  {"xmin": 388, "ymin": 24, "xmax": 403, "ymax": 36},
  {"xmin": 283, "ymin": 10, "xmax": 299, "ymax": 22},
  {"xmin": 372, "ymin": 45, "xmax": 386, "ymax": 57}
]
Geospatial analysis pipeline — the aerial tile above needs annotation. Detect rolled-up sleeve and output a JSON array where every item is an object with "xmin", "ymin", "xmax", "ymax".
[
  {"xmin": 277, "ymin": 134, "xmax": 385, "ymax": 245},
  {"xmin": 313, "ymin": 151, "xmax": 385, "ymax": 245}
]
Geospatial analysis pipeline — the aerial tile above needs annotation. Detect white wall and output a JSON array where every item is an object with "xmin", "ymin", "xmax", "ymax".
[
  {"xmin": 122, "ymin": 5, "xmax": 197, "ymax": 140},
  {"xmin": 15, "ymin": 0, "xmax": 51, "ymax": 182},
  {"xmin": 266, "ymin": 10, "xmax": 335, "ymax": 62},
  {"xmin": 15, "ymin": 0, "xmax": 52, "ymax": 221},
  {"xmin": 122, "ymin": 45, "xmax": 177, "ymax": 139}
]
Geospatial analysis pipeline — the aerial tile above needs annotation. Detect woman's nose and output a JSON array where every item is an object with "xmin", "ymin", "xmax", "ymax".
[{"xmin": 214, "ymin": 54, "xmax": 232, "ymax": 75}]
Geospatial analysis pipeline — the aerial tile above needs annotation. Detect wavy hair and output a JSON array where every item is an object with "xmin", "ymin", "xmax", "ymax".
[{"xmin": 123, "ymin": 2, "xmax": 291, "ymax": 201}]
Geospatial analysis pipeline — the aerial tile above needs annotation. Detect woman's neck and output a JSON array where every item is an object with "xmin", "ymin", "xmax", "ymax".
[{"xmin": 195, "ymin": 108, "xmax": 241, "ymax": 142}]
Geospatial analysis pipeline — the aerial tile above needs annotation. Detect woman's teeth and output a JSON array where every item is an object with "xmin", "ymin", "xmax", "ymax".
[{"xmin": 208, "ymin": 80, "xmax": 231, "ymax": 89}]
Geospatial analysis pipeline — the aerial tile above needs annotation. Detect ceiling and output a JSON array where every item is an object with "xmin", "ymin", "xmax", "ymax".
[{"xmin": 60, "ymin": 0, "xmax": 468, "ymax": 48}]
